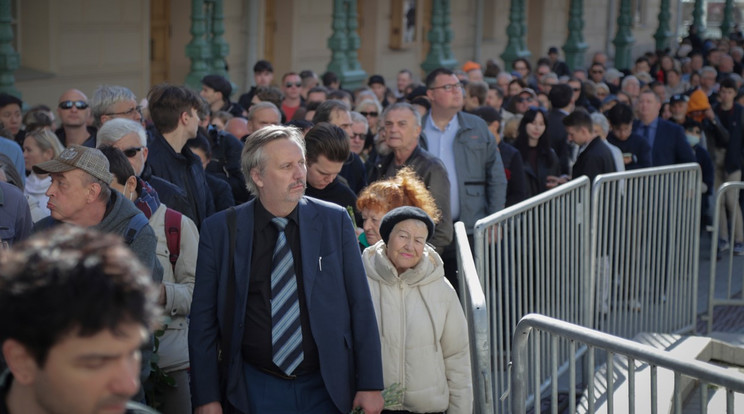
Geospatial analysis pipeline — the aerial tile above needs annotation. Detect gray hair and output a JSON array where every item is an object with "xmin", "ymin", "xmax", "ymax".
[
  {"xmin": 590, "ymin": 112, "xmax": 610, "ymax": 136},
  {"xmin": 96, "ymin": 118, "xmax": 147, "ymax": 148},
  {"xmin": 241, "ymin": 125, "xmax": 306, "ymax": 196},
  {"xmin": 350, "ymin": 111, "xmax": 368, "ymax": 128},
  {"xmin": 354, "ymin": 98, "xmax": 382, "ymax": 114},
  {"xmin": 496, "ymin": 72, "xmax": 513, "ymax": 82},
  {"xmin": 247, "ymin": 101, "xmax": 281, "ymax": 121},
  {"xmin": 382, "ymin": 102, "xmax": 422, "ymax": 127},
  {"xmin": 701, "ymin": 66, "xmax": 718, "ymax": 77},
  {"xmin": 91, "ymin": 85, "xmax": 137, "ymax": 128},
  {"xmin": 620, "ymin": 75, "xmax": 640, "ymax": 89}
]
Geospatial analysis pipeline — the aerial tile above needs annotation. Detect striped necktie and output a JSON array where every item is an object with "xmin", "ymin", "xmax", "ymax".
[{"xmin": 270, "ymin": 217, "xmax": 303, "ymax": 375}]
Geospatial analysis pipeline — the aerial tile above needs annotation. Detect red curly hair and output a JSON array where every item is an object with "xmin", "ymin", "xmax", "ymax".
[{"xmin": 357, "ymin": 167, "xmax": 442, "ymax": 223}]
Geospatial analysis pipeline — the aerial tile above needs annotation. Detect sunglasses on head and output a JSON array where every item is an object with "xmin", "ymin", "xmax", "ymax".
[
  {"xmin": 285, "ymin": 82, "xmax": 302, "ymax": 88},
  {"xmin": 359, "ymin": 111, "xmax": 378, "ymax": 117},
  {"xmin": 123, "ymin": 147, "xmax": 144, "ymax": 158},
  {"xmin": 58, "ymin": 100, "xmax": 89, "ymax": 110}
]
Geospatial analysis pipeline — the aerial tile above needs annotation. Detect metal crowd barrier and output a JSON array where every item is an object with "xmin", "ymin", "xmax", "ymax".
[
  {"xmin": 473, "ymin": 176, "xmax": 592, "ymax": 414},
  {"xmin": 590, "ymin": 163, "xmax": 701, "ymax": 338},
  {"xmin": 454, "ymin": 221, "xmax": 494, "ymax": 414},
  {"xmin": 511, "ymin": 314, "xmax": 744, "ymax": 414},
  {"xmin": 706, "ymin": 181, "xmax": 744, "ymax": 334}
]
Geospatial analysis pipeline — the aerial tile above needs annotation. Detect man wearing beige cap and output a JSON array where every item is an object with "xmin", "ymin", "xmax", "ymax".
[{"xmin": 33, "ymin": 144, "xmax": 162, "ymax": 283}]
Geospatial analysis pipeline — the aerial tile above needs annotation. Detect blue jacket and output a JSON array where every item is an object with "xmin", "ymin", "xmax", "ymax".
[
  {"xmin": 188, "ymin": 197, "xmax": 383, "ymax": 413},
  {"xmin": 420, "ymin": 111, "xmax": 507, "ymax": 233},
  {"xmin": 0, "ymin": 181, "xmax": 32, "ymax": 246},
  {"xmin": 633, "ymin": 118, "xmax": 696, "ymax": 167},
  {"xmin": 146, "ymin": 129, "xmax": 215, "ymax": 226}
]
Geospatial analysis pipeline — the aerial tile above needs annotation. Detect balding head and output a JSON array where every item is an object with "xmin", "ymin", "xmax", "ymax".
[
  {"xmin": 57, "ymin": 89, "xmax": 90, "ymax": 128},
  {"xmin": 225, "ymin": 117, "xmax": 251, "ymax": 141}
]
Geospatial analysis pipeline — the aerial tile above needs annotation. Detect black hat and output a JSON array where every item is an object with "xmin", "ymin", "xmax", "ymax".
[
  {"xmin": 379, "ymin": 206, "xmax": 435, "ymax": 244},
  {"xmin": 253, "ymin": 60, "xmax": 273, "ymax": 73},
  {"xmin": 368, "ymin": 75, "xmax": 385, "ymax": 86},
  {"xmin": 201, "ymin": 74, "xmax": 232, "ymax": 99}
]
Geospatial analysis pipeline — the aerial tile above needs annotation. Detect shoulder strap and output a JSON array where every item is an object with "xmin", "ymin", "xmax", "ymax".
[
  {"xmin": 164, "ymin": 208, "xmax": 182, "ymax": 271},
  {"xmin": 219, "ymin": 207, "xmax": 238, "ymax": 378},
  {"xmin": 124, "ymin": 213, "xmax": 149, "ymax": 245}
]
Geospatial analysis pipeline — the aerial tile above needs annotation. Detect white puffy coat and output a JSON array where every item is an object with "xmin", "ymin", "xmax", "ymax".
[
  {"xmin": 150, "ymin": 203, "xmax": 199, "ymax": 372},
  {"xmin": 362, "ymin": 241, "xmax": 472, "ymax": 414}
]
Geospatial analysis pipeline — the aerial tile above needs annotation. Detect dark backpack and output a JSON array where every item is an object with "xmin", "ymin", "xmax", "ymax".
[{"xmin": 123, "ymin": 213, "xmax": 149, "ymax": 245}]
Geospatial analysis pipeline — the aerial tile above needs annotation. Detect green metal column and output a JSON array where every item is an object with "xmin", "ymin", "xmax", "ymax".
[
  {"xmin": 209, "ymin": 0, "xmax": 229, "ymax": 76},
  {"xmin": 563, "ymin": 0, "xmax": 588, "ymax": 72},
  {"xmin": 692, "ymin": 0, "xmax": 705, "ymax": 35},
  {"xmin": 654, "ymin": 0, "xmax": 673, "ymax": 51},
  {"xmin": 343, "ymin": 0, "xmax": 366, "ymax": 90},
  {"xmin": 421, "ymin": 0, "xmax": 458, "ymax": 74},
  {"xmin": 500, "ymin": 0, "xmax": 530, "ymax": 72},
  {"xmin": 327, "ymin": 0, "xmax": 351, "ymax": 88},
  {"xmin": 185, "ymin": 0, "xmax": 212, "ymax": 89},
  {"xmin": 721, "ymin": 0, "xmax": 735, "ymax": 39},
  {"xmin": 612, "ymin": 0, "xmax": 635, "ymax": 71},
  {"xmin": 0, "ymin": 0, "xmax": 19, "ymax": 97}
]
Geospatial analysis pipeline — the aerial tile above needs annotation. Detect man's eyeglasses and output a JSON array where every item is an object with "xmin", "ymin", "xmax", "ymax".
[
  {"xmin": 359, "ymin": 111, "xmax": 378, "ymax": 117},
  {"xmin": 515, "ymin": 97, "xmax": 534, "ymax": 103},
  {"xmin": 591, "ymin": 70, "xmax": 605, "ymax": 75},
  {"xmin": 105, "ymin": 106, "xmax": 141, "ymax": 117},
  {"xmin": 58, "ymin": 100, "xmax": 89, "ymax": 110},
  {"xmin": 351, "ymin": 133, "xmax": 366, "ymax": 140},
  {"xmin": 123, "ymin": 147, "xmax": 144, "ymax": 158},
  {"xmin": 429, "ymin": 82, "xmax": 462, "ymax": 92},
  {"xmin": 285, "ymin": 82, "xmax": 302, "ymax": 88}
]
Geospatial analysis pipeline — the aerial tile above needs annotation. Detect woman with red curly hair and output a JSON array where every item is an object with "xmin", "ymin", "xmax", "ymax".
[{"xmin": 357, "ymin": 167, "xmax": 442, "ymax": 250}]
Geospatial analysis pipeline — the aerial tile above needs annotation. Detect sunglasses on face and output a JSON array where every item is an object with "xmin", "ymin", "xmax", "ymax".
[
  {"xmin": 351, "ymin": 133, "xmax": 366, "ymax": 140},
  {"xmin": 58, "ymin": 100, "xmax": 89, "ymax": 110},
  {"xmin": 285, "ymin": 82, "xmax": 302, "ymax": 88},
  {"xmin": 359, "ymin": 111, "xmax": 379, "ymax": 117},
  {"xmin": 516, "ymin": 96, "xmax": 534, "ymax": 103},
  {"xmin": 123, "ymin": 147, "xmax": 144, "ymax": 158}
]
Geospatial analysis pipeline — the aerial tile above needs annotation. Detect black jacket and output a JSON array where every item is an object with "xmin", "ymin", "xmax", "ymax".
[
  {"xmin": 146, "ymin": 128, "xmax": 215, "ymax": 227},
  {"xmin": 572, "ymin": 138, "xmax": 617, "ymax": 184},
  {"xmin": 546, "ymin": 108, "xmax": 570, "ymax": 175},
  {"xmin": 499, "ymin": 141, "xmax": 528, "ymax": 207},
  {"xmin": 206, "ymin": 127, "xmax": 250, "ymax": 203},
  {"xmin": 522, "ymin": 145, "xmax": 561, "ymax": 198}
]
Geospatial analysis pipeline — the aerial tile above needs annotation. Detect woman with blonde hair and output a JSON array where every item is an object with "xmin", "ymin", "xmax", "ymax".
[
  {"xmin": 22, "ymin": 128, "xmax": 64, "ymax": 222},
  {"xmin": 357, "ymin": 166, "xmax": 441, "ymax": 249}
]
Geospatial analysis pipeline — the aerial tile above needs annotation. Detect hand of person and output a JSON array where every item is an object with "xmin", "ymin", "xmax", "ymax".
[
  {"xmin": 194, "ymin": 402, "xmax": 222, "ymax": 414},
  {"xmin": 352, "ymin": 390, "xmax": 384, "ymax": 414},
  {"xmin": 705, "ymin": 107, "xmax": 715, "ymax": 121},
  {"xmin": 545, "ymin": 175, "xmax": 568, "ymax": 189}
]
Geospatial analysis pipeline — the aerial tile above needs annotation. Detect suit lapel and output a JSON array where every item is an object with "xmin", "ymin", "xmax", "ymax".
[
  {"xmin": 235, "ymin": 202, "xmax": 254, "ymax": 315},
  {"xmin": 299, "ymin": 197, "xmax": 322, "ymax": 306}
]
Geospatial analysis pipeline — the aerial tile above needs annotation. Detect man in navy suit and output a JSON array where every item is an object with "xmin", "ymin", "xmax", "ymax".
[
  {"xmin": 634, "ymin": 90, "xmax": 696, "ymax": 167},
  {"xmin": 189, "ymin": 125, "xmax": 384, "ymax": 414}
]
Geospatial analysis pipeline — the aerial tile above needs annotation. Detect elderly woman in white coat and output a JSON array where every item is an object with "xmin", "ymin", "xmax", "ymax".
[{"xmin": 362, "ymin": 206, "xmax": 472, "ymax": 414}]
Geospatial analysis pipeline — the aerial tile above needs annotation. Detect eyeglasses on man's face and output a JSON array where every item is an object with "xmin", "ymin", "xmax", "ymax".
[
  {"xmin": 105, "ymin": 105, "xmax": 142, "ymax": 118},
  {"xmin": 285, "ymin": 82, "xmax": 302, "ymax": 88},
  {"xmin": 429, "ymin": 82, "xmax": 462, "ymax": 92}
]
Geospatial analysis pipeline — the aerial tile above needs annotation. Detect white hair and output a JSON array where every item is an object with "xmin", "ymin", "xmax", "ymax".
[{"xmin": 96, "ymin": 118, "xmax": 147, "ymax": 148}]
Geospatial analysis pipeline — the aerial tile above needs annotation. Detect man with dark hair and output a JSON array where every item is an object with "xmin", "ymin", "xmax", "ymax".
[
  {"xmin": 423, "ymin": 67, "xmax": 507, "ymax": 282},
  {"xmin": 0, "ymin": 93, "xmax": 23, "ymax": 145},
  {"xmin": 548, "ymin": 46, "xmax": 570, "ymax": 77},
  {"xmin": 189, "ymin": 125, "xmax": 384, "ymax": 414},
  {"xmin": 146, "ymin": 84, "xmax": 215, "ymax": 226},
  {"xmin": 322, "ymin": 71, "xmax": 340, "ymax": 90},
  {"xmin": 368, "ymin": 102, "xmax": 453, "ymax": 253},
  {"xmin": 299, "ymin": 70, "xmax": 319, "ymax": 101},
  {"xmin": 0, "ymin": 226, "xmax": 160, "ymax": 414},
  {"xmin": 606, "ymin": 103, "xmax": 651, "ymax": 170},
  {"xmin": 313, "ymin": 100, "xmax": 367, "ymax": 193},
  {"xmin": 561, "ymin": 109, "xmax": 616, "ymax": 184},
  {"xmin": 304, "ymin": 123, "xmax": 360, "ymax": 223},
  {"xmin": 200, "ymin": 74, "xmax": 246, "ymax": 118},
  {"xmin": 238, "ymin": 59, "xmax": 275, "ymax": 109},
  {"xmin": 281, "ymin": 72, "xmax": 305, "ymax": 121},
  {"xmin": 306, "ymin": 86, "xmax": 329, "ymax": 104},
  {"xmin": 547, "ymin": 83, "xmax": 574, "ymax": 175}
]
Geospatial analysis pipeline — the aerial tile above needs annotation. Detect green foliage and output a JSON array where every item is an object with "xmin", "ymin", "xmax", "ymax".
[{"xmin": 144, "ymin": 320, "xmax": 176, "ymax": 410}]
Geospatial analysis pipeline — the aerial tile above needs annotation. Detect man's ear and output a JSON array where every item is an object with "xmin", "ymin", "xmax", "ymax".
[
  {"xmin": 87, "ymin": 182, "xmax": 102, "ymax": 202},
  {"xmin": 2, "ymin": 339, "xmax": 40, "ymax": 385},
  {"xmin": 250, "ymin": 167, "xmax": 263, "ymax": 190}
]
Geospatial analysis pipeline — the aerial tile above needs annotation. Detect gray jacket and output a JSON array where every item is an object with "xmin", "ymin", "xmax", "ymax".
[
  {"xmin": 421, "ymin": 111, "xmax": 507, "ymax": 233},
  {"xmin": 368, "ymin": 144, "xmax": 453, "ymax": 253}
]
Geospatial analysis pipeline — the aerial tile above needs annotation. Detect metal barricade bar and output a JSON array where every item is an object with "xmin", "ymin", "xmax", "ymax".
[
  {"xmin": 511, "ymin": 314, "xmax": 744, "ymax": 414},
  {"xmin": 706, "ymin": 181, "xmax": 744, "ymax": 334},
  {"xmin": 454, "ymin": 221, "xmax": 494, "ymax": 413}
]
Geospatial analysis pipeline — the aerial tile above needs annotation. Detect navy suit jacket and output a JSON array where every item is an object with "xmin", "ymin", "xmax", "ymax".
[
  {"xmin": 189, "ymin": 196, "xmax": 383, "ymax": 413},
  {"xmin": 634, "ymin": 118, "xmax": 696, "ymax": 167}
]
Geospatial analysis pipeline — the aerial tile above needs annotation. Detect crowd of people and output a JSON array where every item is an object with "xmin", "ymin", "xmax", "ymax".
[{"xmin": 1, "ymin": 24, "xmax": 743, "ymax": 413}]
